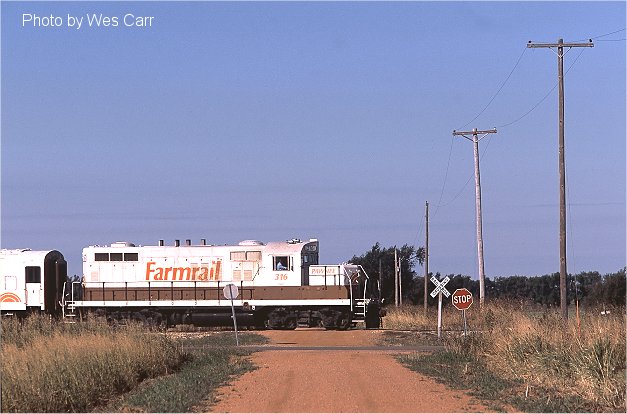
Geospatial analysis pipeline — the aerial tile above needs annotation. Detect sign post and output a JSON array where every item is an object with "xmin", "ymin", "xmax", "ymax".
[
  {"xmin": 430, "ymin": 276, "xmax": 450, "ymax": 338},
  {"xmin": 451, "ymin": 288, "xmax": 473, "ymax": 335},
  {"xmin": 223, "ymin": 284, "xmax": 240, "ymax": 346}
]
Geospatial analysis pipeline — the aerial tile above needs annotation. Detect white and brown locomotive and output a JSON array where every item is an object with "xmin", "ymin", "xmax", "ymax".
[{"xmin": 1, "ymin": 238, "xmax": 383, "ymax": 329}]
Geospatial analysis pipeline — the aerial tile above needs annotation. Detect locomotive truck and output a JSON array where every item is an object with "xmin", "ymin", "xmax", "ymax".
[{"xmin": 0, "ymin": 238, "xmax": 383, "ymax": 329}]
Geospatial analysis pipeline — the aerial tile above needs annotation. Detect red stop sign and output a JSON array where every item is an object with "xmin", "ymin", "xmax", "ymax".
[{"xmin": 451, "ymin": 288, "xmax": 473, "ymax": 310}]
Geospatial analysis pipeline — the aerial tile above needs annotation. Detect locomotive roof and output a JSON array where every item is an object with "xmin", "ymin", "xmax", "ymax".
[
  {"xmin": 0, "ymin": 249, "xmax": 64, "ymax": 261},
  {"xmin": 85, "ymin": 239, "xmax": 318, "ymax": 253}
]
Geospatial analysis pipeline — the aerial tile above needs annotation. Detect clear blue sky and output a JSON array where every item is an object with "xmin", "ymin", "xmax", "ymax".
[{"xmin": 2, "ymin": 1, "xmax": 625, "ymax": 279}]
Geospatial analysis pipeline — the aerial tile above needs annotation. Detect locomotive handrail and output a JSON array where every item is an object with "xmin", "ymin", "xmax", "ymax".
[
  {"xmin": 358, "ymin": 265, "xmax": 371, "ymax": 319},
  {"xmin": 251, "ymin": 266, "xmax": 263, "ymax": 281},
  {"xmin": 357, "ymin": 265, "xmax": 370, "ymax": 301},
  {"xmin": 61, "ymin": 282, "xmax": 67, "ymax": 317},
  {"xmin": 62, "ymin": 281, "xmax": 83, "ymax": 318},
  {"xmin": 343, "ymin": 267, "xmax": 354, "ymax": 313}
]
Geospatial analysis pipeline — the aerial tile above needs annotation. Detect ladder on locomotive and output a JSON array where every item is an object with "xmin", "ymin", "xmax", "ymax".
[
  {"xmin": 61, "ymin": 281, "xmax": 80, "ymax": 322},
  {"xmin": 349, "ymin": 265, "xmax": 370, "ymax": 324}
]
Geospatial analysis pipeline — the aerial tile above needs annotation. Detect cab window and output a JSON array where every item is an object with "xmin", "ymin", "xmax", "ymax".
[{"xmin": 273, "ymin": 256, "xmax": 290, "ymax": 271}]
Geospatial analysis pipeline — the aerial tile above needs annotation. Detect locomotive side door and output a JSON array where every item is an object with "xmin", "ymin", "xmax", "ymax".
[
  {"xmin": 25, "ymin": 266, "xmax": 42, "ymax": 308},
  {"xmin": 300, "ymin": 242, "xmax": 319, "ymax": 286}
]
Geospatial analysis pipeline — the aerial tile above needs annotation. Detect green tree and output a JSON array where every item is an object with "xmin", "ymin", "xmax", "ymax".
[{"xmin": 347, "ymin": 243, "xmax": 424, "ymax": 305}]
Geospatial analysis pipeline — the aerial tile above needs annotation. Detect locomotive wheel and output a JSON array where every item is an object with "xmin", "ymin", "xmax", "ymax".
[
  {"xmin": 336, "ymin": 312, "xmax": 352, "ymax": 331},
  {"xmin": 268, "ymin": 309, "xmax": 295, "ymax": 330},
  {"xmin": 321, "ymin": 316, "xmax": 337, "ymax": 330},
  {"xmin": 284, "ymin": 317, "xmax": 297, "ymax": 330},
  {"xmin": 321, "ymin": 309, "xmax": 341, "ymax": 330}
]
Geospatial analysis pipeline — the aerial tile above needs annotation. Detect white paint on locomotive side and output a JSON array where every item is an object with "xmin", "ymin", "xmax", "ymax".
[{"xmin": 82, "ymin": 239, "xmax": 328, "ymax": 288}]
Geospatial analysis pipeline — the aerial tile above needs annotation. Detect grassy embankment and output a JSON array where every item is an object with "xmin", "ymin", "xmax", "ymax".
[
  {"xmin": 382, "ymin": 302, "xmax": 626, "ymax": 413},
  {"xmin": 0, "ymin": 316, "xmax": 266, "ymax": 412}
]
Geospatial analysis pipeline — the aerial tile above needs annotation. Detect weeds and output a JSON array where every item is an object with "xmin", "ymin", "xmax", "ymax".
[
  {"xmin": 0, "ymin": 315, "xmax": 186, "ymax": 412},
  {"xmin": 97, "ymin": 332, "xmax": 266, "ymax": 413},
  {"xmin": 387, "ymin": 302, "xmax": 626, "ymax": 412},
  {"xmin": 0, "ymin": 316, "xmax": 268, "ymax": 413}
]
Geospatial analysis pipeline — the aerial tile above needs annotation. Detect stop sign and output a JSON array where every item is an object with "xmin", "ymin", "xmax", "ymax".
[{"xmin": 451, "ymin": 288, "xmax": 473, "ymax": 310}]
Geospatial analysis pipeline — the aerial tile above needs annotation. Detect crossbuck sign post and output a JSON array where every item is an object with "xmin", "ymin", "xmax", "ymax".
[{"xmin": 430, "ymin": 276, "xmax": 450, "ymax": 338}]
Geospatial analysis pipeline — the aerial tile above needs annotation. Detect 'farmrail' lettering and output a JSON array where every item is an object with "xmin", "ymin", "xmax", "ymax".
[{"xmin": 145, "ymin": 261, "xmax": 222, "ymax": 281}]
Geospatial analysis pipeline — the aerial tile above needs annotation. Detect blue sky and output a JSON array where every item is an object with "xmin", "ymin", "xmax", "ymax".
[{"xmin": 2, "ymin": 1, "xmax": 625, "ymax": 279}]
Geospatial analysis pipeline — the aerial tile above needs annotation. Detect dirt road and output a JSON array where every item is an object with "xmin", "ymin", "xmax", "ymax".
[{"xmin": 195, "ymin": 329, "xmax": 496, "ymax": 413}]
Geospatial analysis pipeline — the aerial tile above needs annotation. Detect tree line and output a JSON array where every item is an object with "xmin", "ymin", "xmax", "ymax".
[{"xmin": 348, "ymin": 243, "xmax": 626, "ymax": 308}]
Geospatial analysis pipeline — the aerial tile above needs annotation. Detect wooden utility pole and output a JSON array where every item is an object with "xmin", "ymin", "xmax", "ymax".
[
  {"xmin": 398, "ymin": 253, "xmax": 403, "ymax": 306},
  {"xmin": 424, "ymin": 201, "xmax": 429, "ymax": 315},
  {"xmin": 394, "ymin": 247, "xmax": 398, "ymax": 307},
  {"xmin": 452, "ymin": 128, "xmax": 497, "ymax": 308},
  {"xmin": 378, "ymin": 257, "xmax": 382, "ymax": 299},
  {"xmin": 527, "ymin": 38, "xmax": 593, "ymax": 322}
]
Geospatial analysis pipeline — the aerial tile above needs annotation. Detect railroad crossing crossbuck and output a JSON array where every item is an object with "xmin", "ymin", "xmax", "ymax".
[{"xmin": 430, "ymin": 276, "xmax": 450, "ymax": 298}]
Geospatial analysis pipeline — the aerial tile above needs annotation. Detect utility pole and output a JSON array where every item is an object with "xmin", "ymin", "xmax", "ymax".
[
  {"xmin": 452, "ymin": 128, "xmax": 497, "ymax": 308},
  {"xmin": 394, "ymin": 247, "xmax": 398, "ymax": 307},
  {"xmin": 424, "ymin": 201, "xmax": 429, "ymax": 315},
  {"xmin": 378, "ymin": 257, "xmax": 382, "ymax": 300},
  {"xmin": 527, "ymin": 38, "xmax": 593, "ymax": 322},
  {"xmin": 398, "ymin": 254, "xmax": 403, "ymax": 306}
]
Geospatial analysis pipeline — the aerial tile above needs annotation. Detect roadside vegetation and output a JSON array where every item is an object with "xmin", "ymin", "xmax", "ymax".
[
  {"xmin": 383, "ymin": 303, "xmax": 626, "ymax": 413},
  {"xmin": 1, "ymin": 315, "xmax": 185, "ymax": 412},
  {"xmin": 0, "ymin": 315, "xmax": 266, "ymax": 413},
  {"xmin": 98, "ymin": 330, "xmax": 267, "ymax": 412}
]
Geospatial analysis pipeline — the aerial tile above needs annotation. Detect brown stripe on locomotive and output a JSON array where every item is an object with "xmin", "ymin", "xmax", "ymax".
[{"xmin": 81, "ymin": 284, "xmax": 354, "ymax": 302}]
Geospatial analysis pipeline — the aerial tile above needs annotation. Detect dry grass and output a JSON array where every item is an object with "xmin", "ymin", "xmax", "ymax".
[
  {"xmin": 479, "ymin": 303, "xmax": 626, "ymax": 411},
  {"xmin": 383, "ymin": 303, "xmax": 476, "ymax": 331},
  {"xmin": 0, "ymin": 315, "xmax": 186, "ymax": 412},
  {"xmin": 435, "ymin": 302, "xmax": 626, "ymax": 412},
  {"xmin": 386, "ymin": 302, "xmax": 626, "ymax": 411}
]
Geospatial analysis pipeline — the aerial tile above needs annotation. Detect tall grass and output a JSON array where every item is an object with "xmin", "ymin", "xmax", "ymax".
[
  {"xmin": 383, "ymin": 303, "xmax": 470, "ymax": 331},
  {"xmin": 477, "ymin": 303, "xmax": 626, "ymax": 411},
  {"xmin": 387, "ymin": 302, "xmax": 626, "ymax": 412},
  {"xmin": 100, "ymin": 332, "xmax": 266, "ymax": 413},
  {"xmin": 1, "ymin": 315, "xmax": 186, "ymax": 412}
]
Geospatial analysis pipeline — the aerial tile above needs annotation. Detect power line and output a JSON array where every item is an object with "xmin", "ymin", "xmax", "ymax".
[
  {"xmin": 432, "ymin": 135, "xmax": 455, "ymax": 218},
  {"xmin": 457, "ymin": 46, "xmax": 527, "ymax": 130},
  {"xmin": 431, "ymin": 32, "xmax": 599, "ymax": 216},
  {"xmin": 410, "ymin": 207, "xmax": 425, "ymax": 249},
  {"xmin": 574, "ymin": 27, "xmax": 625, "ymax": 42},
  {"xmin": 498, "ymin": 47, "xmax": 587, "ymax": 129},
  {"xmin": 433, "ymin": 47, "xmax": 528, "ymax": 217}
]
